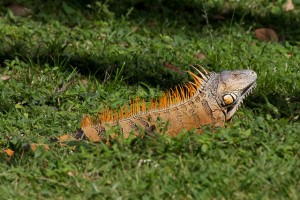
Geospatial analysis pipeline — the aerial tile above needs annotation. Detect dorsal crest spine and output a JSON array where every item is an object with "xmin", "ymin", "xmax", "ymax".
[{"xmin": 97, "ymin": 66, "xmax": 210, "ymax": 123}]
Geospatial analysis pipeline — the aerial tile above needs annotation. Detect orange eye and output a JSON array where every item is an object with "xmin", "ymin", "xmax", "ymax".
[{"xmin": 223, "ymin": 94, "xmax": 236, "ymax": 105}]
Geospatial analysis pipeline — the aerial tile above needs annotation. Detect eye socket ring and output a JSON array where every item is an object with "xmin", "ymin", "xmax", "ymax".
[{"xmin": 222, "ymin": 93, "xmax": 237, "ymax": 106}]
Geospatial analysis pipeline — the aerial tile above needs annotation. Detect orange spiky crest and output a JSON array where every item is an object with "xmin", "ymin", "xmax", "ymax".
[
  {"xmin": 81, "ymin": 115, "xmax": 94, "ymax": 128},
  {"xmin": 99, "ymin": 68, "xmax": 208, "ymax": 123}
]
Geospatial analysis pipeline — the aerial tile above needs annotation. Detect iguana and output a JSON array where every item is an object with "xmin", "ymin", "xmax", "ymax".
[
  {"xmin": 59, "ymin": 66, "xmax": 257, "ymax": 143},
  {"xmin": 1, "ymin": 66, "xmax": 257, "ymax": 156}
]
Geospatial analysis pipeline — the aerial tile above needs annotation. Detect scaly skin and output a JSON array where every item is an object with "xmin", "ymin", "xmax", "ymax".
[{"xmin": 69, "ymin": 68, "xmax": 257, "ymax": 142}]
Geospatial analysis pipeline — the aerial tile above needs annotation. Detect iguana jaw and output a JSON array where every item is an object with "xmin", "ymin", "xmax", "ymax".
[{"xmin": 226, "ymin": 81, "xmax": 257, "ymax": 120}]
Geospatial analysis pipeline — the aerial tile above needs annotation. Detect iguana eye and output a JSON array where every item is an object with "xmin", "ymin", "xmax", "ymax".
[{"xmin": 222, "ymin": 94, "xmax": 236, "ymax": 105}]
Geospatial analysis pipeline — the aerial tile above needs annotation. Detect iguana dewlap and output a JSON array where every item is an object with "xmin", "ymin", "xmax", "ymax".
[{"xmin": 63, "ymin": 67, "xmax": 257, "ymax": 142}]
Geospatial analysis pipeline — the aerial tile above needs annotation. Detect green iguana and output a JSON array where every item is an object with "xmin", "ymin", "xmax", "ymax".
[
  {"xmin": 1, "ymin": 66, "xmax": 257, "ymax": 156},
  {"xmin": 59, "ymin": 66, "xmax": 257, "ymax": 143}
]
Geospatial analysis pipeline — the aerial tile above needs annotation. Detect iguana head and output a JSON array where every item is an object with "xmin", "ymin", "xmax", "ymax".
[{"xmin": 215, "ymin": 70, "xmax": 257, "ymax": 120}]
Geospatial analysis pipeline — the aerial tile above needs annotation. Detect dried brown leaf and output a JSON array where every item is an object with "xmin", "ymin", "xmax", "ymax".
[
  {"xmin": 195, "ymin": 53, "xmax": 206, "ymax": 60},
  {"xmin": 255, "ymin": 28, "xmax": 279, "ymax": 42},
  {"xmin": 4, "ymin": 149, "xmax": 14, "ymax": 156},
  {"xmin": 80, "ymin": 79, "xmax": 88, "ymax": 85},
  {"xmin": 147, "ymin": 20, "xmax": 157, "ymax": 28},
  {"xmin": 212, "ymin": 15, "xmax": 225, "ymax": 20},
  {"xmin": 0, "ymin": 75, "xmax": 10, "ymax": 80},
  {"xmin": 68, "ymin": 171, "xmax": 75, "ymax": 177},
  {"xmin": 163, "ymin": 63, "xmax": 181, "ymax": 72},
  {"xmin": 283, "ymin": 0, "xmax": 294, "ymax": 11},
  {"xmin": 119, "ymin": 42, "xmax": 129, "ymax": 47},
  {"xmin": 131, "ymin": 26, "xmax": 138, "ymax": 33},
  {"xmin": 7, "ymin": 4, "xmax": 30, "ymax": 17},
  {"xmin": 58, "ymin": 134, "xmax": 76, "ymax": 142},
  {"xmin": 286, "ymin": 52, "xmax": 293, "ymax": 58},
  {"xmin": 30, "ymin": 144, "xmax": 50, "ymax": 151}
]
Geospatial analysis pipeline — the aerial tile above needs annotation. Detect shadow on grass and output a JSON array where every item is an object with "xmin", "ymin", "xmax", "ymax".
[
  {"xmin": 15, "ymin": 0, "xmax": 300, "ymax": 40},
  {"xmin": 1, "ymin": 1, "xmax": 299, "ymax": 77},
  {"xmin": 2, "ymin": 0, "xmax": 300, "ymax": 38},
  {"xmin": 0, "ymin": 47, "xmax": 187, "ymax": 89}
]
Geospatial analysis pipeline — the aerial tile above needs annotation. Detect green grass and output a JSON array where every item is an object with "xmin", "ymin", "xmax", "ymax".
[{"xmin": 0, "ymin": 0, "xmax": 299, "ymax": 199}]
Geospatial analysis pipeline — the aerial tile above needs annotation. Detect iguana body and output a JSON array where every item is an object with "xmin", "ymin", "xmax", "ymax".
[
  {"xmin": 2, "ymin": 66, "xmax": 257, "ymax": 156},
  {"xmin": 62, "ymin": 67, "xmax": 257, "ymax": 142}
]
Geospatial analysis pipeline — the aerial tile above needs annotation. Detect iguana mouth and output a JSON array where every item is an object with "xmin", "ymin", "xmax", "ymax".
[
  {"xmin": 241, "ymin": 82, "xmax": 256, "ymax": 97},
  {"xmin": 226, "ymin": 81, "xmax": 257, "ymax": 120}
]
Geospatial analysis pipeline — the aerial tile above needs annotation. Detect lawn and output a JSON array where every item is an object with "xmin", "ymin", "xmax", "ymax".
[{"xmin": 0, "ymin": 0, "xmax": 299, "ymax": 199}]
